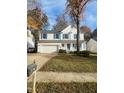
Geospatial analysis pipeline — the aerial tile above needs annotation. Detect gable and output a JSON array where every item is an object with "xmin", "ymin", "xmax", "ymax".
[{"xmin": 61, "ymin": 25, "xmax": 77, "ymax": 34}]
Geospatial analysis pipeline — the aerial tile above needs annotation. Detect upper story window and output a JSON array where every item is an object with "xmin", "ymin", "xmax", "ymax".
[
  {"xmin": 63, "ymin": 34, "xmax": 69, "ymax": 39},
  {"xmin": 74, "ymin": 34, "xmax": 80, "ymax": 39},
  {"xmin": 42, "ymin": 33, "xmax": 47, "ymax": 39},
  {"xmin": 74, "ymin": 34, "xmax": 77, "ymax": 39},
  {"xmin": 54, "ymin": 33, "xmax": 60, "ymax": 39}
]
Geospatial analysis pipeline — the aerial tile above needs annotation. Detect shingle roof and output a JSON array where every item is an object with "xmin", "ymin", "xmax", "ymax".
[{"xmin": 40, "ymin": 31, "xmax": 60, "ymax": 34}]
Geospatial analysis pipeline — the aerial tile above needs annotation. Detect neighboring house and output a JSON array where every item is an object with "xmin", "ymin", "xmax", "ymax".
[
  {"xmin": 38, "ymin": 25, "xmax": 86, "ymax": 53},
  {"xmin": 86, "ymin": 39, "xmax": 97, "ymax": 53},
  {"xmin": 27, "ymin": 29, "xmax": 35, "ymax": 49},
  {"xmin": 92, "ymin": 29, "xmax": 97, "ymax": 41}
]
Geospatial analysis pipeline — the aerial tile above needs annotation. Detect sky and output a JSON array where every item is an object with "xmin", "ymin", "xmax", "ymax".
[{"xmin": 28, "ymin": 0, "xmax": 97, "ymax": 31}]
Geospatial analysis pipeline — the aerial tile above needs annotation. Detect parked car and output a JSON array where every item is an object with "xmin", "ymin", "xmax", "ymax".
[{"xmin": 27, "ymin": 48, "xmax": 36, "ymax": 53}]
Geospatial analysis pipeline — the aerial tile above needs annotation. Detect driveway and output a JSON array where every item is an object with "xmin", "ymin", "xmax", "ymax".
[{"xmin": 27, "ymin": 53, "xmax": 57, "ymax": 70}]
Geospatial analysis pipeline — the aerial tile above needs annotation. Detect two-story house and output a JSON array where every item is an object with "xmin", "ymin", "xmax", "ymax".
[{"xmin": 38, "ymin": 25, "xmax": 86, "ymax": 53}]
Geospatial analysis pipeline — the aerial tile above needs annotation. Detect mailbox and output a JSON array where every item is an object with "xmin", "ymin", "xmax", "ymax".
[{"xmin": 27, "ymin": 62, "xmax": 37, "ymax": 77}]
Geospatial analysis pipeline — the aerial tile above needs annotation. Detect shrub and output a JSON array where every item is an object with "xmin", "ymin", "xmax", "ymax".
[
  {"xmin": 80, "ymin": 51, "xmax": 90, "ymax": 57},
  {"xmin": 69, "ymin": 51, "xmax": 90, "ymax": 57},
  {"xmin": 69, "ymin": 51, "xmax": 75, "ymax": 54},
  {"xmin": 58, "ymin": 49, "xmax": 66, "ymax": 53}
]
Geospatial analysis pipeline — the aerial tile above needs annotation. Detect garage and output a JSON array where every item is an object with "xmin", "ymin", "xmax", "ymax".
[{"xmin": 38, "ymin": 45, "xmax": 58, "ymax": 53}]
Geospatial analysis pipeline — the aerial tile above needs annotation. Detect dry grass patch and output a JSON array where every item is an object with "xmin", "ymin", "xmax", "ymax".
[
  {"xmin": 39, "ymin": 54, "xmax": 97, "ymax": 72},
  {"xmin": 28, "ymin": 82, "xmax": 97, "ymax": 93}
]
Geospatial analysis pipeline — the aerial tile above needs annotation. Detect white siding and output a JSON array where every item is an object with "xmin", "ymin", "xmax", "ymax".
[
  {"xmin": 80, "ymin": 33, "xmax": 84, "ymax": 40},
  {"xmin": 39, "ymin": 25, "xmax": 84, "ymax": 41},
  {"xmin": 87, "ymin": 39, "xmax": 97, "ymax": 53},
  {"xmin": 38, "ymin": 25, "xmax": 86, "ymax": 53},
  {"xmin": 47, "ymin": 34, "xmax": 54, "ymax": 40}
]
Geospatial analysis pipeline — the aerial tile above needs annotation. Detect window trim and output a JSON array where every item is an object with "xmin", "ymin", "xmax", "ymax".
[
  {"xmin": 74, "ymin": 34, "xmax": 77, "ymax": 39},
  {"xmin": 63, "ymin": 34, "xmax": 69, "ymax": 39},
  {"xmin": 54, "ymin": 33, "xmax": 60, "ymax": 39},
  {"xmin": 74, "ymin": 34, "xmax": 80, "ymax": 39},
  {"xmin": 42, "ymin": 33, "xmax": 47, "ymax": 39}
]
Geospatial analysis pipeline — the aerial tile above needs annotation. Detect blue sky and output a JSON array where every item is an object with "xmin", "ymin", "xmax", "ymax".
[{"xmin": 29, "ymin": 0, "xmax": 97, "ymax": 31}]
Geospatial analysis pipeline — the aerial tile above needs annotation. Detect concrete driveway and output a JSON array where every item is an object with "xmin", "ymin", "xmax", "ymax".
[{"xmin": 27, "ymin": 53, "xmax": 57, "ymax": 70}]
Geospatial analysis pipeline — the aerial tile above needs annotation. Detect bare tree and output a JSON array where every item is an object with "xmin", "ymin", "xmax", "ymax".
[
  {"xmin": 66, "ymin": 0, "xmax": 90, "ymax": 54},
  {"xmin": 53, "ymin": 14, "xmax": 68, "ymax": 32}
]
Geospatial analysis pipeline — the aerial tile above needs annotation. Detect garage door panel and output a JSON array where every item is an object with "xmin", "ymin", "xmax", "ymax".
[{"xmin": 39, "ymin": 45, "xmax": 58, "ymax": 53}]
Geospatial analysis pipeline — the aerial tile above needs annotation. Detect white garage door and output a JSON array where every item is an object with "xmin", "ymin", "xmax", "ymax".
[{"xmin": 39, "ymin": 45, "xmax": 58, "ymax": 53}]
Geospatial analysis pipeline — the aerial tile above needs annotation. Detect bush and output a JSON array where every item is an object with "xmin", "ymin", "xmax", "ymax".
[
  {"xmin": 69, "ymin": 51, "xmax": 90, "ymax": 57},
  {"xmin": 69, "ymin": 51, "xmax": 75, "ymax": 54},
  {"xmin": 80, "ymin": 51, "xmax": 90, "ymax": 57},
  {"xmin": 58, "ymin": 49, "xmax": 66, "ymax": 53},
  {"xmin": 69, "ymin": 51, "xmax": 79, "ymax": 54}
]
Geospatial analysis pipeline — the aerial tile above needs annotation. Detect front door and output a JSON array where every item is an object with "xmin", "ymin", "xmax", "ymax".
[{"xmin": 67, "ymin": 44, "xmax": 70, "ymax": 50}]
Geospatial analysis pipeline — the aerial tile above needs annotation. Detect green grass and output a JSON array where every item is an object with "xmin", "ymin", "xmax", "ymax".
[
  {"xmin": 39, "ymin": 54, "xmax": 97, "ymax": 72},
  {"xmin": 28, "ymin": 82, "xmax": 97, "ymax": 93}
]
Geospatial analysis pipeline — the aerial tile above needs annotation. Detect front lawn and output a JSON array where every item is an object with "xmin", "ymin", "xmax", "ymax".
[
  {"xmin": 39, "ymin": 54, "xmax": 97, "ymax": 72},
  {"xmin": 28, "ymin": 82, "xmax": 97, "ymax": 93}
]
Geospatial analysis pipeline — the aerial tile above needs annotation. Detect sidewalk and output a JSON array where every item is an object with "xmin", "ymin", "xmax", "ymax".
[{"xmin": 28, "ymin": 72, "xmax": 96, "ymax": 83}]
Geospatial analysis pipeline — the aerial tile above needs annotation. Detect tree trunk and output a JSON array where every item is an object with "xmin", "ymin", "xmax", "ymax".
[
  {"xmin": 76, "ymin": 16, "xmax": 80, "ymax": 54},
  {"xmin": 35, "ymin": 40, "xmax": 38, "ymax": 52},
  {"xmin": 32, "ymin": 30, "xmax": 39, "ymax": 53},
  {"xmin": 86, "ymin": 41, "xmax": 88, "ymax": 51}
]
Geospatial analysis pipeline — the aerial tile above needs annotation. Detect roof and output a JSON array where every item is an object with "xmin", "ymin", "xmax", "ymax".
[
  {"xmin": 40, "ymin": 25, "xmax": 85, "ymax": 34},
  {"xmin": 40, "ymin": 31, "xmax": 60, "ymax": 34},
  {"xmin": 38, "ymin": 40, "xmax": 84, "ymax": 43},
  {"xmin": 40, "ymin": 25, "xmax": 72, "ymax": 34}
]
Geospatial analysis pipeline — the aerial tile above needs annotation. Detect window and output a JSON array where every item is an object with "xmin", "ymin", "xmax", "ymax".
[
  {"xmin": 73, "ymin": 44, "xmax": 77, "ymax": 49},
  {"xmin": 74, "ymin": 34, "xmax": 77, "ymax": 39},
  {"xmin": 80, "ymin": 44, "xmax": 82, "ymax": 48},
  {"xmin": 67, "ymin": 44, "xmax": 70, "ymax": 50},
  {"xmin": 42, "ymin": 34, "xmax": 47, "ymax": 39},
  {"xmin": 73, "ymin": 44, "xmax": 75, "ymax": 47},
  {"xmin": 63, "ymin": 34, "xmax": 69, "ymax": 39},
  {"xmin": 74, "ymin": 34, "xmax": 80, "ymax": 39},
  {"xmin": 54, "ymin": 33, "xmax": 60, "ymax": 39}
]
